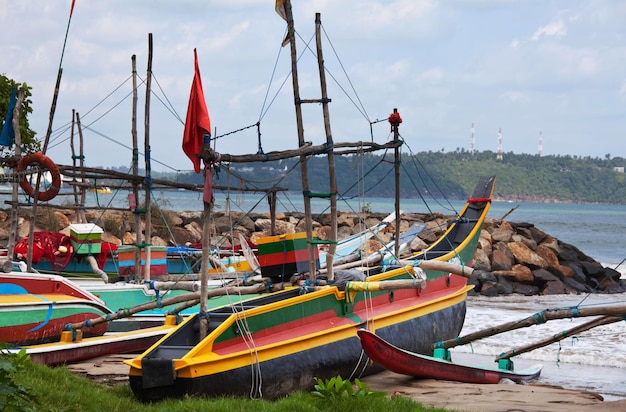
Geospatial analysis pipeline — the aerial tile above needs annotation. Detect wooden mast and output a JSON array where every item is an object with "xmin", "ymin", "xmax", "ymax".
[
  {"xmin": 314, "ymin": 12, "xmax": 337, "ymax": 280},
  {"xmin": 283, "ymin": 1, "xmax": 317, "ymax": 279},
  {"xmin": 131, "ymin": 54, "xmax": 143, "ymax": 277},
  {"xmin": 392, "ymin": 108, "xmax": 401, "ymax": 258},
  {"xmin": 143, "ymin": 34, "xmax": 153, "ymax": 281}
]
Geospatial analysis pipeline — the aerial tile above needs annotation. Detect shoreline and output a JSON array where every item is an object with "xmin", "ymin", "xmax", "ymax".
[{"xmin": 66, "ymin": 354, "xmax": 626, "ymax": 411}]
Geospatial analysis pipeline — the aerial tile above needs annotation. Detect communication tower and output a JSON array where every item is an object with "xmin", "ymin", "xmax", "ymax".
[
  {"xmin": 497, "ymin": 128, "xmax": 503, "ymax": 160},
  {"xmin": 538, "ymin": 130, "xmax": 543, "ymax": 157},
  {"xmin": 470, "ymin": 122, "xmax": 475, "ymax": 154}
]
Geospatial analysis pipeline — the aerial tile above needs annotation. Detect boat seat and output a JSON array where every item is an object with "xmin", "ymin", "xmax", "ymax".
[{"xmin": 149, "ymin": 345, "xmax": 193, "ymax": 359}]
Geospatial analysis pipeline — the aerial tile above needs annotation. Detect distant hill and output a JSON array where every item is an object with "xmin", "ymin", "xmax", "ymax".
[{"xmin": 131, "ymin": 150, "xmax": 626, "ymax": 204}]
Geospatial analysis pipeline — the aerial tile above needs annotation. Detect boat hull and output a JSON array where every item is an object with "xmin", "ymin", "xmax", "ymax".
[
  {"xmin": 128, "ymin": 272, "xmax": 470, "ymax": 401},
  {"xmin": 131, "ymin": 302, "xmax": 465, "ymax": 400},
  {"xmin": 357, "ymin": 329, "xmax": 542, "ymax": 384},
  {"xmin": 14, "ymin": 323, "xmax": 176, "ymax": 366},
  {"xmin": 0, "ymin": 295, "xmax": 110, "ymax": 345}
]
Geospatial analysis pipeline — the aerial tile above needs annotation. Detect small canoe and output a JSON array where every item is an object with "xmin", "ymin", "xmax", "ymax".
[{"xmin": 357, "ymin": 329, "xmax": 542, "ymax": 384}]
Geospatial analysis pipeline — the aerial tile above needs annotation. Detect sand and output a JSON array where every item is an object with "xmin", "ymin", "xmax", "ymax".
[
  {"xmin": 361, "ymin": 371, "xmax": 626, "ymax": 412},
  {"xmin": 65, "ymin": 355, "xmax": 626, "ymax": 412}
]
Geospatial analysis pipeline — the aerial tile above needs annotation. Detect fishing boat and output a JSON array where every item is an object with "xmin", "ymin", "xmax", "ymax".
[
  {"xmin": 88, "ymin": 186, "xmax": 112, "ymax": 194},
  {"xmin": 126, "ymin": 174, "xmax": 494, "ymax": 401},
  {"xmin": 8, "ymin": 317, "xmax": 179, "ymax": 366},
  {"xmin": 0, "ymin": 271, "xmax": 111, "ymax": 345},
  {"xmin": 126, "ymin": 1, "xmax": 496, "ymax": 401},
  {"xmin": 14, "ymin": 230, "xmax": 252, "ymax": 278},
  {"xmin": 356, "ymin": 329, "xmax": 542, "ymax": 384}
]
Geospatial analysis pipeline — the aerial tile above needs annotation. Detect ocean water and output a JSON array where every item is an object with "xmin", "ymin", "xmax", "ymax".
[
  {"xmin": 12, "ymin": 188, "xmax": 626, "ymax": 399},
  {"xmin": 61, "ymin": 188, "xmax": 626, "ymax": 268}
]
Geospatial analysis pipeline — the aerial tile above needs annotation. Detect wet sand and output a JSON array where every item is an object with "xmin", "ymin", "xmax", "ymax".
[{"xmin": 66, "ymin": 354, "xmax": 626, "ymax": 411}]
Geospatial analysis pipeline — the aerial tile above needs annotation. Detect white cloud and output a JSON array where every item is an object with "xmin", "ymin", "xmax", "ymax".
[{"xmin": 531, "ymin": 19, "xmax": 567, "ymax": 41}]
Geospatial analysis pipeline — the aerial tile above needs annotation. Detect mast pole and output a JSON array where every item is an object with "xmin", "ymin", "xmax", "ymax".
[
  {"xmin": 143, "ymin": 34, "xmax": 153, "ymax": 281},
  {"xmin": 284, "ymin": 0, "xmax": 316, "ymax": 279},
  {"xmin": 314, "ymin": 12, "xmax": 337, "ymax": 280},
  {"xmin": 392, "ymin": 108, "xmax": 401, "ymax": 258},
  {"xmin": 131, "ymin": 54, "xmax": 142, "ymax": 277}
]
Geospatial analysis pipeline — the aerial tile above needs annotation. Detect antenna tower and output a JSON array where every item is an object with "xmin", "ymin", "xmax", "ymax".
[
  {"xmin": 497, "ymin": 128, "xmax": 503, "ymax": 160},
  {"xmin": 470, "ymin": 122, "xmax": 475, "ymax": 154},
  {"xmin": 538, "ymin": 130, "xmax": 543, "ymax": 157}
]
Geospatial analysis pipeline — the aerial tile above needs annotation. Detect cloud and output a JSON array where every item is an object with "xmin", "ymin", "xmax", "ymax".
[{"xmin": 531, "ymin": 19, "xmax": 567, "ymax": 41}]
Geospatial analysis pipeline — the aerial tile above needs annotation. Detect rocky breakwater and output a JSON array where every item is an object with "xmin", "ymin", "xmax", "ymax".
[
  {"xmin": 5, "ymin": 207, "xmax": 624, "ymax": 296},
  {"xmin": 470, "ymin": 219, "xmax": 625, "ymax": 297}
]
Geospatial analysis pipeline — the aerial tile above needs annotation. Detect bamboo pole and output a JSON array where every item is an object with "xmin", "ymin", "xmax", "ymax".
[
  {"xmin": 436, "ymin": 303, "xmax": 626, "ymax": 350},
  {"xmin": 495, "ymin": 315, "xmax": 624, "ymax": 361}
]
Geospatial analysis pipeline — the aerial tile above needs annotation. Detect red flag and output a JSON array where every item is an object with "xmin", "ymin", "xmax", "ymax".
[
  {"xmin": 70, "ymin": 0, "xmax": 76, "ymax": 17},
  {"xmin": 182, "ymin": 49, "xmax": 212, "ymax": 173}
]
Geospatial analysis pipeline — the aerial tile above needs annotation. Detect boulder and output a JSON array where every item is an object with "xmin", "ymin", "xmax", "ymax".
[{"xmin": 509, "ymin": 242, "xmax": 548, "ymax": 269}]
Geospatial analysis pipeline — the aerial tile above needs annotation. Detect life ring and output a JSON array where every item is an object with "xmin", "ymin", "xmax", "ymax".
[{"xmin": 16, "ymin": 153, "xmax": 62, "ymax": 201}]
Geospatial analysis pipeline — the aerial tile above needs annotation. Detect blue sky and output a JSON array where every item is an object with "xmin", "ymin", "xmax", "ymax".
[{"xmin": 2, "ymin": 0, "xmax": 625, "ymax": 172}]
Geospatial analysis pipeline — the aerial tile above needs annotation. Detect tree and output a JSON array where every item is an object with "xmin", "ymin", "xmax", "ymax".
[{"xmin": 0, "ymin": 73, "xmax": 40, "ymax": 158}]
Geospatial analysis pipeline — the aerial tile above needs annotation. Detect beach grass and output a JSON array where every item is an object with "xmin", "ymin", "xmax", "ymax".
[{"xmin": 9, "ymin": 359, "xmax": 456, "ymax": 412}]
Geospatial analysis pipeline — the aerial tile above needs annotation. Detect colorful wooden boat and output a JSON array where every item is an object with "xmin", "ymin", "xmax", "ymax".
[
  {"xmin": 8, "ymin": 316, "xmax": 179, "ymax": 366},
  {"xmin": 125, "ymin": 176, "xmax": 495, "ymax": 401},
  {"xmin": 357, "ymin": 329, "xmax": 542, "ymax": 384},
  {"xmin": 0, "ymin": 276, "xmax": 111, "ymax": 345}
]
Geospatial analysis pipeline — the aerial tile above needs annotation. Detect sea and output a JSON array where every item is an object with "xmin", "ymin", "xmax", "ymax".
[{"xmin": 19, "ymin": 188, "xmax": 626, "ymax": 400}]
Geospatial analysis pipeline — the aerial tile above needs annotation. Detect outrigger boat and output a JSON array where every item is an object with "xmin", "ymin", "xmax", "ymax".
[
  {"xmin": 126, "ymin": 1, "xmax": 496, "ymax": 401},
  {"xmin": 126, "ymin": 174, "xmax": 495, "ymax": 401},
  {"xmin": 357, "ymin": 329, "xmax": 542, "ymax": 384}
]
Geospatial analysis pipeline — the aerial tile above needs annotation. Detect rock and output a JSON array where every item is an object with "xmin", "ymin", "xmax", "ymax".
[
  {"xmin": 542, "ymin": 279, "xmax": 569, "ymax": 295},
  {"xmin": 491, "ymin": 248, "xmax": 513, "ymax": 271},
  {"xmin": 511, "ymin": 282, "xmax": 540, "ymax": 296},
  {"xmin": 491, "ymin": 226, "xmax": 513, "ymax": 243},
  {"xmin": 509, "ymin": 242, "xmax": 548, "ymax": 269},
  {"xmin": 472, "ymin": 249, "xmax": 491, "ymax": 271},
  {"xmin": 535, "ymin": 245, "xmax": 559, "ymax": 266}
]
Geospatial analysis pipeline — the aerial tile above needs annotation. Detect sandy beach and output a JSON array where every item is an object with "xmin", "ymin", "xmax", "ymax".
[
  {"xmin": 66, "ymin": 354, "xmax": 626, "ymax": 411},
  {"xmin": 361, "ymin": 371, "xmax": 626, "ymax": 412}
]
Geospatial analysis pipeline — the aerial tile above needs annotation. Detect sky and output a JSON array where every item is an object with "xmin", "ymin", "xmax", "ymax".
[{"xmin": 1, "ymin": 0, "xmax": 625, "ymax": 173}]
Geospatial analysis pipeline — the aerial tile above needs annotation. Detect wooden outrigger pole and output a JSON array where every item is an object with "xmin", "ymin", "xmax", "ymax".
[
  {"xmin": 495, "ymin": 314, "xmax": 624, "ymax": 361},
  {"xmin": 435, "ymin": 303, "xmax": 626, "ymax": 351}
]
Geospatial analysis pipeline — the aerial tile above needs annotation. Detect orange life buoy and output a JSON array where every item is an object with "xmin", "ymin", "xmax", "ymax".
[{"xmin": 16, "ymin": 153, "xmax": 62, "ymax": 201}]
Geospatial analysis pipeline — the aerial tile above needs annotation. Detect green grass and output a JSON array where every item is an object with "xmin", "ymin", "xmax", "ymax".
[{"xmin": 9, "ymin": 360, "xmax": 456, "ymax": 412}]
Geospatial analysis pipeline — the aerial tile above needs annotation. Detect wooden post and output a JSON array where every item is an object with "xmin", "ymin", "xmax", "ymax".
[
  {"xmin": 6, "ymin": 87, "xmax": 25, "ymax": 259},
  {"xmin": 75, "ymin": 112, "xmax": 87, "ymax": 222},
  {"xmin": 143, "ymin": 34, "xmax": 153, "ymax": 281}
]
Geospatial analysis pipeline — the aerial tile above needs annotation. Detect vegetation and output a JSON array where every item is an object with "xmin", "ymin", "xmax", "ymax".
[
  {"xmin": 0, "ymin": 349, "xmax": 451, "ymax": 412},
  {"xmin": 149, "ymin": 150, "xmax": 626, "ymax": 204},
  {"xmin": 0, "ymin": 74, "xmax": 39, "ymax": 156}
]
